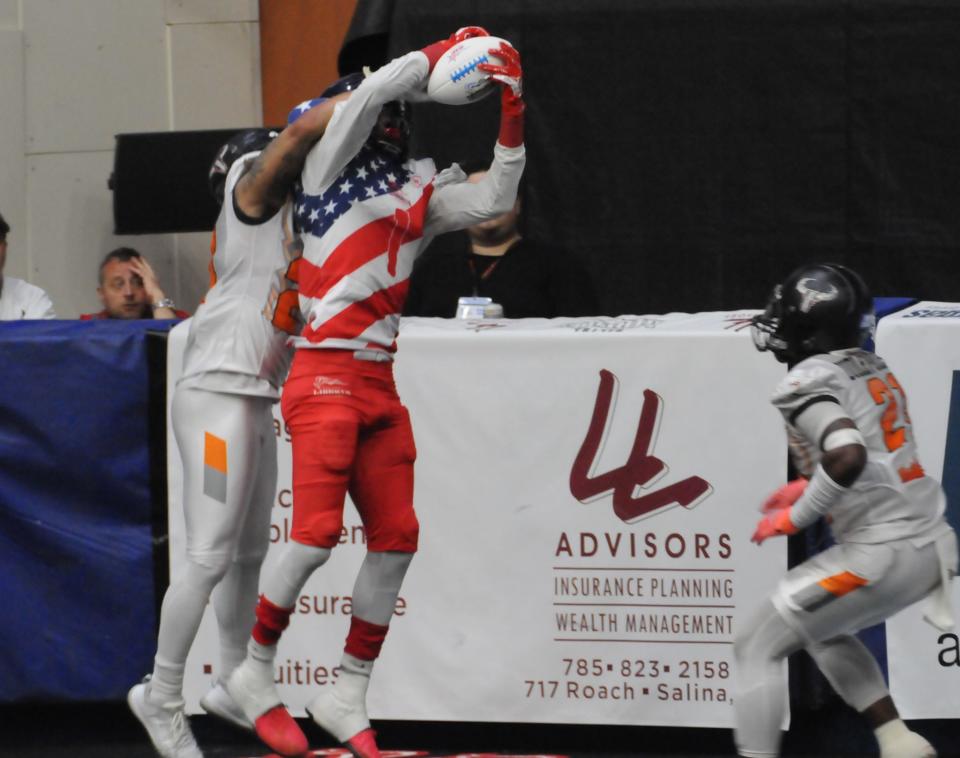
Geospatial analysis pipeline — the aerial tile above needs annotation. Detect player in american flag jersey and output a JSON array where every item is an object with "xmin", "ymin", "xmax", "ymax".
[
  {"xmin": 128, "ymin": 100, "xmax": 344, "ymax": 758},
  {"xmin": 733, "ymin": 264, "xmax": 956, "ymax": 758},
  {"xmin": 225, "ymin": 27, "xmax": 525, "ymax": 758}
]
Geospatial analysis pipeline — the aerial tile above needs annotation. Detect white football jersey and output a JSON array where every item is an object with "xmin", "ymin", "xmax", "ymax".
[
  {"xmin": 773, "ymin": 347, "xmax": 945, "ymax": 544},
  {"xmin": 179, "ymin": 153, "xmax": 303, "ymax": 399}
]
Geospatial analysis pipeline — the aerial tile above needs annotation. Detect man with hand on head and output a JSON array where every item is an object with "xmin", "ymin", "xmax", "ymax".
[
  {"xmin": 127, "ymin": 97, "xmax": 344, "ymax": 758},
  {"xmin": 225, "ymin": 27, "xmax": 525, "ymax": 758},
  {"xmin": 81, "ymin": 247, "xmax": 188, "ymax": 320},
  {"xmin": 734, "ymin": 263, "xmax": 956, "ymax": 758}
]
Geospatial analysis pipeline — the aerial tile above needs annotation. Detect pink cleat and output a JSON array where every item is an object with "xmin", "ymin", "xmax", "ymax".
[
  {"xmin": 253, "ymin": 705, "xmax": 309, "ymax": 757},
  {"xmin": 342, "ymin": 727, "xmax": 381, "ymax": 758}
]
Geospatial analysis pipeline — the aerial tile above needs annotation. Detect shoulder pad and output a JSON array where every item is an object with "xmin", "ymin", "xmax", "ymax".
[{"xmin": 771, "ymin": 357, "xmax": 846, "ymax": 416}]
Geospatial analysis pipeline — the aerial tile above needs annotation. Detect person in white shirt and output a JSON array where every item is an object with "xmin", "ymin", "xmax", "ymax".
[
  {"xmin": 0, "ymin": 212, "xmax": 56, "ymax": 320},
  {"xmin": 736, "ymin": 263, "xmax": 956, "ymax": 758}
]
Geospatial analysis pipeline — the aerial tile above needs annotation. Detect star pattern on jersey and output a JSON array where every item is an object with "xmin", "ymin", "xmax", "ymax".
[{"xmin": 294, "ymin": 146, "xmax": 412, "ymax": 238}]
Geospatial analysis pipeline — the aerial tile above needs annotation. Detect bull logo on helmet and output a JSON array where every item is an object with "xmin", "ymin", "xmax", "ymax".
[{"xmin": 795, "ymin": 277, "xmax": 839, "ymax": 313}]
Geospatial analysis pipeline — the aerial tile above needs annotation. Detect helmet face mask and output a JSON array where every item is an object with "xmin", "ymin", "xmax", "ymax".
[
  {"xmin": 751, "ymin": 264, "xmax": 875, "ymax": 365},
  {"xmin": 370, "ymin": 100, "xmax": 410, "ymax": 160}
]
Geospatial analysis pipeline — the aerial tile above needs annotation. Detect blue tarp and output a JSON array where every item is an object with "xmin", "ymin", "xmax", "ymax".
[{"xmin": 0, "ymin": 320, "xmax": 168, "ymax": 700}]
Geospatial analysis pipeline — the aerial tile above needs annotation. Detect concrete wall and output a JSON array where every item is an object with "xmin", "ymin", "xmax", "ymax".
[{"xmin": 0, "ymin": 0, "xmax": 261, "ymax": 318}]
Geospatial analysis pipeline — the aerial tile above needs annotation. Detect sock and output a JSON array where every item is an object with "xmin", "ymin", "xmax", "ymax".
[
  {"xmin": 211, "ymin": 558, "xmax": 262, "ymax": 678},
  {"xmin": 148, "ymin": 655, "xmax": 185, "ymax": 706},
  {"xmin": 344, "ymin": 616, "xmax": 389, "ymax": 660},
  {"xmin": 335, "ymin": 653, "xmax": 373, "ymax": 705},
  {"xmin": 251, "ymin": 594, "xmax": 294, "ymax": 646}
]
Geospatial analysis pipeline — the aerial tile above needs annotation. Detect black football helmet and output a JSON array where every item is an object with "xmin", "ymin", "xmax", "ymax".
[
  {"xmin": 207, "ymin": 128, "xmax": 279, "ymax": 207},
  {"xmin": 751, "ymin": 263, "xmax": 875, "ymax": 364}
]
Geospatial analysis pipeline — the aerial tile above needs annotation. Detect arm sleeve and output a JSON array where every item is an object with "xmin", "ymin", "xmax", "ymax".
[
  {"xmin": 301, "ymin": 52, "xmax": 431, "ymax": 195},
  {"xmin": 423, "ymin": 142, "xmax": 526, "ymax": 236}
]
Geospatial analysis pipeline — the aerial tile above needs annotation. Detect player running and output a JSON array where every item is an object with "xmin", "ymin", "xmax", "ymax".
[
  {"xmin": 734, "ymin": 263, "xmax": 957, "ymax": 758},
  {"xmin": 128, "ymin": 98, "xmax": 343, "ymax": 758},
  {"xmin": 224, "ymin": 27, "xmax": 525, "ymax": 758}
]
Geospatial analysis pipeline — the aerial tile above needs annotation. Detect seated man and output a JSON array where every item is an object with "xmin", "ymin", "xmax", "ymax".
[
  {"xmin": 0, "ymin": 211, "xmax": 56, "ymax": 319},
  {"xmin": 81, "ymin": 247, "xmax": 188, "ymax": 320},
  {"xmin": 404, "ymin": 159, "xmax": 598, "ymax": 318}
]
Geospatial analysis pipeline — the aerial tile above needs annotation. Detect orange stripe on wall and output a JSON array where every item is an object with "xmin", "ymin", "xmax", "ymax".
[
  {"xmin": 259, "ymin": 0, "xmax": 358, "ymax": 126},
  {"xmin": 204, "ymin": 432, "xmax": 228, "ymax": 474},
  {"xmin": 818, "ymin": 571, "xmax": 868, "ymax": 597}
]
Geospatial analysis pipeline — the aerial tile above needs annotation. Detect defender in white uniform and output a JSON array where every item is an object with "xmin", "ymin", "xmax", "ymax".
[
  {"xmin": 734, "ymin": 263, "xmax": 957, "ymax": 758},
  {"xmin": 128, "ymin": 99, "xmax": 343, "ymax": 758}
]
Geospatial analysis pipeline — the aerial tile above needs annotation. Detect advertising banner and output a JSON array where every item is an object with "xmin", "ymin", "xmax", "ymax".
[
  {"xmin": 878, "ymin": 303, "xmax": 960, "ymax": 719},
  {"xmin": 168, "ymin": 313, "xmax": 787, "ymax": 726}
]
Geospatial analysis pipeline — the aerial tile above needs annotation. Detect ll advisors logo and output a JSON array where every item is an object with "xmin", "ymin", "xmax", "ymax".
[{"xmin": 570, "ymin": 369, "xmax": 713, "ymax": 523}]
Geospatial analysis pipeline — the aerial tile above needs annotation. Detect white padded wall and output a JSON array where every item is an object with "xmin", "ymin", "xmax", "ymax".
[
  {"xmin": 0, "ymin": 28, "xmax": 26, "ymax": 281},
  {"xmin": 5, "ymin": 0, "xmax": 262, "ymax": 318},
  {"xmin": 0, "ymin": 0, "xmax": 18, "ymax": 26},
  {"xmin": 164, "ymin": 0, "xmax": 257, "ymax": 24},
  {"xmin": 168, "ymin": 21, "xmax": 261, "ymax": 130},
  {"xmin": 23, "ymin": 1, "xmax": 168, "ymax": 153}
]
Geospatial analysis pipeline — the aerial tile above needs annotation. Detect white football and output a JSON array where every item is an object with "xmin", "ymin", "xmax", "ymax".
[{"xmin": 426, "ymin": 36, "xmax": 510, "ymax": 105}]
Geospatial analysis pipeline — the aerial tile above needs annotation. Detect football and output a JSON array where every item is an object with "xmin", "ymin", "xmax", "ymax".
[{"xmin": 426, "ymin": 36, "xmax": 510, "ymax": 105}]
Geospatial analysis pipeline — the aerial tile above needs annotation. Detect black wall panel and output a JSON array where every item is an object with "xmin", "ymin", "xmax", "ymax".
[{"xmin": 382, "ymin": 0, "xmax": 960, "ymax": 314}]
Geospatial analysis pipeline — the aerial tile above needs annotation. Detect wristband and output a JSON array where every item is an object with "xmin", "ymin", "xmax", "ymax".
[{"xmin": 153, "ymin": 298, "xmax": 175, "ymax": 310}]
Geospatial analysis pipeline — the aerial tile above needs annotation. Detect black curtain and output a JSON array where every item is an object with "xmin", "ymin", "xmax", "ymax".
[{"xmin": 368, "ymin": 0, "xmax": 960, "ymax": 315}]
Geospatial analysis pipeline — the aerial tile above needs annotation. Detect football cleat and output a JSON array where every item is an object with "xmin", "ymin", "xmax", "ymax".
[
  {"xmin": 252, "ymin": 706, "xmax": 309, "ymax": 757},
  {"xmin": 879, "ymin": 729, "xmax": 937, "ymax": 758},
  {"xmin": 342, "ymin": 727, "xmax": 382, "ymax": 758},
  {"xmin": 306, "ymin": 688, "xmax": 379, "ymax": 758},
  {"xmin": 199, "ymin": 679, "xmax": 253, "ymax": 731},
  {"xmin": 127, "ymin": 679, "xmax": 204, "ymax": 758},
  {"xmin": 225, "ymin": 660, "xmax": 307, "ymax": 756}
]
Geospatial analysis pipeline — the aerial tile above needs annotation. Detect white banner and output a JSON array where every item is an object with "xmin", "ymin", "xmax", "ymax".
[
  {"xmin": 167, "ymin": 312, "xmax": 788, "ymax": 727},
  {"xmin": 878, "ymin": 302, "xmax": 960, "ymax": 719}
]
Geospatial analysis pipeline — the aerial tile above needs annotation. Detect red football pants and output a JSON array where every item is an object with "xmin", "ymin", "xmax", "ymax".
[{"xmin": 281, "ymin": 349, "xmax": 419, "ymax": 552}]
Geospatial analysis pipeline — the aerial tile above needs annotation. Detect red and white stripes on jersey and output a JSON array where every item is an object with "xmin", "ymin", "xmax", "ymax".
[
  {"xmin": 290, "ymin": 50, "xmax": 525, "ymax": 358},
  {"xmin": 294, "ymin": 157, "xmax": 437, "ymax": 354}
]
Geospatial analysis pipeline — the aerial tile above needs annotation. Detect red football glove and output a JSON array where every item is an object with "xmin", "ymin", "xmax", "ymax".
[
  {"xmin": 477, "ymin": 41, "xmax": 524, "ymax": 147},
  {"xmin": 751, "ymin": 507, "xmax": 799, "ymax": 544},
  {"xmin": 761, "ymin": 478, "xmax": 808, "ymax": 514},
  {"xmin": 420, "ymin": 26, "xmax": 491, "ymax": 71}
]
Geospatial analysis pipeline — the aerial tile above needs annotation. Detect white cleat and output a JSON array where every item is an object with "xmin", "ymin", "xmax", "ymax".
[
  {"xmin": 128, "ymin": 680, "xmax": 204, "ymax": 758},
  {"xmin": 224, "ymin": 658, "xmax": 282, "ymax": 724},
  {"xmin": 305, "ymin": 686, "xmax": 370, "ymax": 743},
  {"xmin": 199, "ymin": 679, "xmax": 253, "ymax": 731},
  {"xmin": 880, "ymin": 730, "xmax": 937, "ymax": 758}
]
